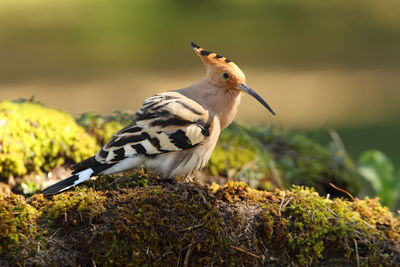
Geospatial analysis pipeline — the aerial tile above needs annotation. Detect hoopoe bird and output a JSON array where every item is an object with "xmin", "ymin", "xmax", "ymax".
[{"xmin": 41, "ymin": 42, "xmax": 275, "ymax": 195}]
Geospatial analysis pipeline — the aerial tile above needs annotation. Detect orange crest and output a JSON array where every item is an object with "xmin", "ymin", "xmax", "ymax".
[
  {"xmin": 191, "ymin": 42, "xmax": 234, "ymax": 66},
  {"xmin": 191, "ymin": 42, "xmax": 246, "ymax": 86}
]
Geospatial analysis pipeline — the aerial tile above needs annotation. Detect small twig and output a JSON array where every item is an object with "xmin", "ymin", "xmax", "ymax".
[
  {"xmin": 282, "ymin": 197, "xmax": 293, "ymax": 210},
  {"xmin": 178, "ymin": 222, "xmax": 205, "ymax": 232},
  {"xmin": 278, "ymin": 192, "xmax": 285, "ymax": 217},
  {"xmin": 183, "ymin": 242, "xmax": 194, "ymax": 267},
  {"xmin": 244, "ymin": 222, "xmax": 251, "ymax": 234},
  {"xmin": 361, "ymin": 219, "xmax": 374, "ymax": 230},
  {"xmin": 325, "ymin": 206, "xmax": 338, "ymax": 217},
  {"xmin": 354, "ymin": 239, "xmax": 360, "ymax": 267},
  {"xmin": 109, "ymin": 177, "xmax": 123, "ymax": 186},
  {"xmin": 50, "ymin": 228, "xmax": 61, "ymax": 239},
  {"xmin": 231, "ymin": 245, "xmax": 260, "ymax": 259},
  {"xmin": 19, "ymin": 233, "xmax": 28, "ymax": 240},
  {"xmin": 329, "ymin": 183, "xmax": 354, "ymax": 201},
  {"xmin": 311, "ymin": 210, "xmax": 316, "ymax": 222},
  {"xmin": 259, "ymin": 239, "xmax": 269, "ymax": 259},
  {"xmin": 176, "ymin": 249, "xmax": 182, "ymax": 267}
]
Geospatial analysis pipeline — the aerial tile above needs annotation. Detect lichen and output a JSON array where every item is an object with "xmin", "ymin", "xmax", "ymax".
[
  {"xmin": 1, "ymin": 174, "xmax": 398, "ymax": 266},
  {"xmin": 0, "ymin": 100, "xmax": 99, "ymax": 181}
]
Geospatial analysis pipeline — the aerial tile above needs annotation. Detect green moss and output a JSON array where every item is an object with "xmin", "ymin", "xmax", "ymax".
[
  {"xmin": 277, "ymin": 187, "xmax": 353, "ymax": 264},
  {"xmin": 0, "ymin": 194, "xmax": 40, "ymax": 255},
  {"xmin": 207, "ymin": 123, "xmax": 263, "ymax": 177},
  {"xmin": 91, "ymin": 185, "xmax": 225, "ymax": 266},
  {"xmin": 0, "ymin": 100, "xmax": 99, "ymax": 181},
  {"xmin": 211, "ymin": 182, "xmax": 400, "ymax": 265},
  {"xmin": 211, "ymin": 181, "xmax": 251, "ymax": 203},
  {"xmin": 78, "ymin": 115, "xmax": 362, "ymax": 199},
  {"xmin": 207, "ymin": 123, "xmax": 362, "ymax": 197},
  {"xmin": 0, "ymin": 176, "xmax": 399, "ymax": 266},
  {"xmin": 86, "ymin": 177, "xmax": 399, "ymax": 266},
  {"xmin": 30, "ymin": 188, "xmax": 106, "ymax": 227},
  {"xmin": 76, "ymin": 111, "xmax": 134, "ymax": 146},
  {"xmin": 1, "ymin": 104, "xmax": 397, "ymax": 265},
  {"xmin": 83, "ymin": 170, "xmax": 151, "ymax": 192}
]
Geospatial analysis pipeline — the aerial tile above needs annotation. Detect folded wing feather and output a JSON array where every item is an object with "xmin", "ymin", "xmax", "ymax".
[{"xmin": 71, "ymin": 92, "xmax": 211, "ymax": 174}]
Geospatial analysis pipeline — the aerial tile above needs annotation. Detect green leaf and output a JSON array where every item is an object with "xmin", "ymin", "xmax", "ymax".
[{"xmin": 358, "ymin": 150, "xmax": 399, "ymax": 208}]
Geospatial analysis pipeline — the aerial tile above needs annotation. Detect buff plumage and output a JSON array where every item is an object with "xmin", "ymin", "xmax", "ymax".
[{"xmin": 41, "ymin": 42, "xmax": 275, "ymax": 195}]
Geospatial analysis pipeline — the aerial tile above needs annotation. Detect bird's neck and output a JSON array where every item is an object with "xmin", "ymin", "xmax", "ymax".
[{"xmin": 179, "ymin": 79, "xmax": 242, "ymax": 129}]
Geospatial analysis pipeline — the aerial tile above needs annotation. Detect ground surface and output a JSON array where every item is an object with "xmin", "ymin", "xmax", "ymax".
[{"xmin": 1, "ymin": 172, "xmax": 399, "ymax": 266}]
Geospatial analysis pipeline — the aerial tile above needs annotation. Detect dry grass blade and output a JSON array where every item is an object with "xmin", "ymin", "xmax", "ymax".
[
  {"xmin": 354, "ymin": 239, "xmax": 360, "ymax": 267},
  {"xmin": 329, "ymin": 182, "xmax": 355, "ymax": 201},
  {"xmin": 231, "ymin": 245, "xmax": 260, "ymax": 259},
  {"xmin": 183, "ymin": 241, "xmax": 195, "ymax": 267}
]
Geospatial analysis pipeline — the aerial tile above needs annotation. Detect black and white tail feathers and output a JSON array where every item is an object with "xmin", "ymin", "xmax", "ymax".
[
  {"xmin": 41, "ymin": 156, "xmax": 116, "ymax": 195},
  {"xmin": 40, "ymin": 168, "xmax": 94, "ymax": 195}
]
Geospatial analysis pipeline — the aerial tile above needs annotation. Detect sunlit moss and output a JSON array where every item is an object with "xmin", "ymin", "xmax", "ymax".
[
  {"xmin": 212, "ymin": 182, "xmax": 400, "ymax": 265},
  {"xmin": 1, "ymin": 174, "xmax": 398, "ymax": 266},
  {"xmin": 207, "ymin": 123, "xmax": 362, "ymax": 197},
  {"xmin": 0, "ymin": 100, "xmax": 99, "ymax": 181},
  {"xmin": 0, "ymin": 194, "xmax": 40, "ymax": 255},
  {"xmin": 207, "ymin": 123, "xmax": 264, "ymax": 177},
  {"xmin": 33, "ymin": 188, "xmax": 106, "ymax": 227},
  {"xmin": 1, "ymin": 105, "xmax": 397, "ymax": 265}
]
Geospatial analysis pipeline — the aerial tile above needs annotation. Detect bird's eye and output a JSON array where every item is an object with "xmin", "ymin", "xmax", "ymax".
[{"xmin": 223, "ymin": 73, "xmax": 229, "ymax": 79}]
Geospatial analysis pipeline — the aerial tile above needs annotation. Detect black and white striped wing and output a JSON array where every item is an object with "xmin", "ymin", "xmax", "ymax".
[{"xmin": 72, "ymin": 92, "xmax": 211, "ymax": 173}]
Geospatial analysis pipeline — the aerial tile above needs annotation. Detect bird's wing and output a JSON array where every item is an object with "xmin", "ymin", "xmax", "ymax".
[{"xmin": 71, "ymin": 92, "xmax": 211, "ymax": 173}]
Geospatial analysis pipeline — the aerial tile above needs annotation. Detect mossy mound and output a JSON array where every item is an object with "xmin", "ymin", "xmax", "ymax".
[
  {"xmin": 1, "ymin": 172, "xmax": 398, "ymax": 266},
  {"xmin": 0, "ymin": 100, "xmax": 99, "ymax": 181},
  {"xmin": 74, "ymin": 112, "xmax": 361, "ymax": 198},
  {"xmin": 207, "ymin": 123, "xmax": 362, "ymax": 197},
  {"xmin": 76, "ymin": 111, "xmax": 135, "ymax": 146}
]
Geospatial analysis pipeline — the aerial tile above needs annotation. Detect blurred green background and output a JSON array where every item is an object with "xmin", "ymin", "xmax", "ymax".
[{"xmin": 1, "ymin": 0, "xmax": 399, "ymax": 203}]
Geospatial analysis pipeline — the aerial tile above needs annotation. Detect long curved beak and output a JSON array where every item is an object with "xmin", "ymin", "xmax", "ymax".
[{"xmin": 237, "ymin": 83, "xmax": 276, "ymax": 115}]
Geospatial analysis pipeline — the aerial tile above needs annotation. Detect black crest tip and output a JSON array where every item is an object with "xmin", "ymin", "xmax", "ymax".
[{"xmin": 191, "ymin": 42, "xmax": 200, "ymax": 49}]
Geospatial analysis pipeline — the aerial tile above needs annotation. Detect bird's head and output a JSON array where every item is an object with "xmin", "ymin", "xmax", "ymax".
[{"xmin": 191, "ymin": 42, "xmax": 275, "ymax": 115}]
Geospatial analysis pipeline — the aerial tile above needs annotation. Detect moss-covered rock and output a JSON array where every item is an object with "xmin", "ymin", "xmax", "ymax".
[
  {"xmin": 0, "ymin": 173, "xmax": 398, "ymax": 266},
  {"xmin": 76, "ymin": 111, "xmax": 135, "ymax": 146},
  {"xmin": 0, "ymin": 100, "xmax": 99, "ymax": 181},
  {"xmin": 207, "ymin": 123, "xmax": 362, "ymax": 197}
]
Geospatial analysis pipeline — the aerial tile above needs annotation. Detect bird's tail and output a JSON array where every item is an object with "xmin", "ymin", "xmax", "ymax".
[{"xmin": 41, "ymin": 168, "xmax": 94, "ymax": 196}]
